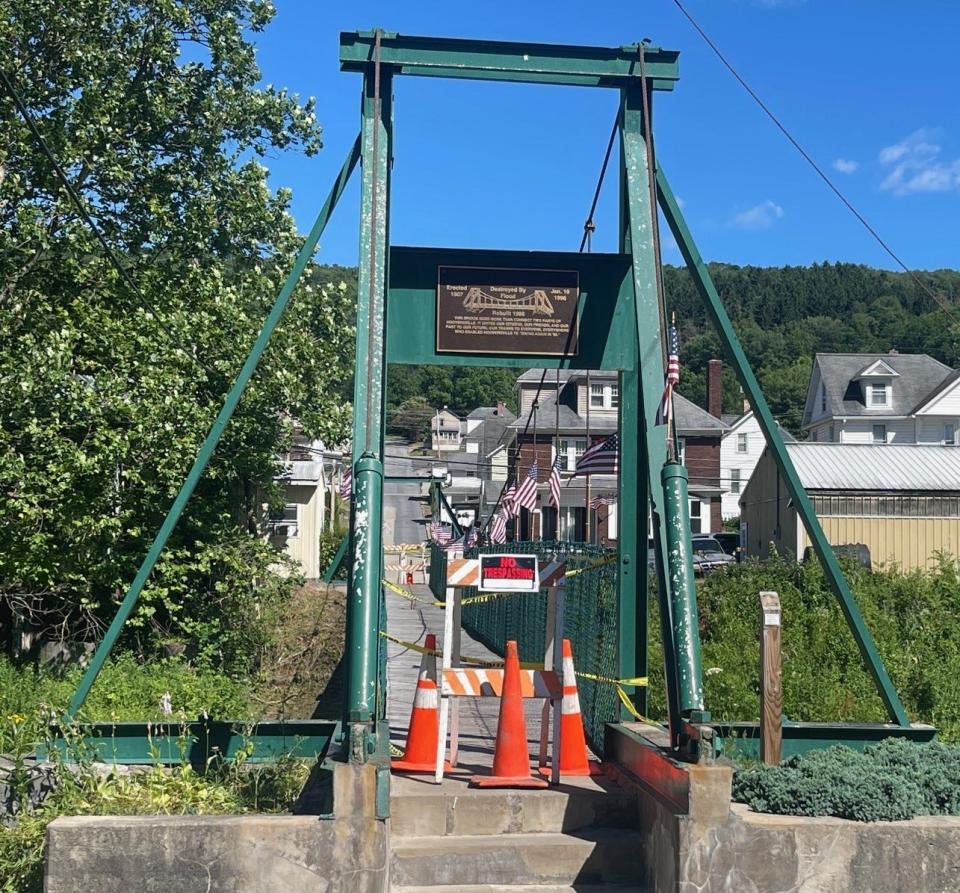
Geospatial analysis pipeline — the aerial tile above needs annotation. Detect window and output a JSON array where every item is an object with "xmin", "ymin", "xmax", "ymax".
[
  {"xmin": 869, "ymin": 384, "xmax": 888, "ymax": 407},
  {"xmin": 677, "ymin": 437, "xmax": 686, "ymax": 465},
  {"xmin": 736, "ymin": 433, "xmax": 748, "ymax": 453},
  {"xmin": 872, "ymin": 424, "xmax": 887, "ymax": 444},
  {"xmin": 730, "ymin": 468, "xmax": 741, "ymax": 495},
  {"xmin": 689, "ymin": 498, "xmax": 702, "ymax": 534},
  {"xmin": 269, "ymin": 504, "xmax": 299, "ymax": 536},
  {"xmin": 558, "ymin": 437, "xmax": 586, "ymax": 472},
  {"xmin": 590, "ymin": 384, "xmax": 605, "ymax": 409},
  {"xmin": 945, "ymin": 424, "xmax": 956, "ymax": 445},
  {"xmin": 610, "ymin": 383, "xmax": 620, "ymax": 409}
]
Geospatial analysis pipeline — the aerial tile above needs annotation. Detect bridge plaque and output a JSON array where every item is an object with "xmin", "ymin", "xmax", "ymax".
[{"xmin": 436, "ymin": 266, "xmax": 579, "ymax": 356}]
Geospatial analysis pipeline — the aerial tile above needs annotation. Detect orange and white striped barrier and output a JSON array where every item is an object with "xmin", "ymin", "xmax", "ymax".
[{"xmin": 441, "ymin": 666, "xmax": 559, "ymax": 699}]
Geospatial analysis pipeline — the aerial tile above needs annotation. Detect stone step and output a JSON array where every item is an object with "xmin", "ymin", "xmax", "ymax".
[
  {"xmin": 393, "ymin": 886, "xmax": 638, "ymax": 892},
  {"xmin": 390, "ymin": 884, "xmax": 638, "ymax": 893},
  {"xmin": 390, "ymin": 778, "xmax": 636, "ymax": 838},
  {"xmin": 390, "ymin": 830, "xmax": 646, "ymax": 888}
]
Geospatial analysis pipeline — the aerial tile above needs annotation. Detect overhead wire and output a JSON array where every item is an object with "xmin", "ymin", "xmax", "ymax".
[
  {"xmin": 666, "ymin": 0, "xmax": 960, "ymax": 332},
  {"xmin": 0, "ymin": 65, "xmax": 223, "ymax": 383}
]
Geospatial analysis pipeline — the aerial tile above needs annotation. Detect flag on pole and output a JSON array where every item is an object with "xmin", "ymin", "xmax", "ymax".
[
  {"xmin": 490, "ymin": 511, "xmax": 507, "ymax": 544},
  {"xmin": 548, "ymin": 456, "xmax": 562, "ymax": 509},
  {"xmin": 465, "ymin": 525, "xmax": 478, "ymax": 550},
  {"xmin": 443, "ymin": 535, "xmax": 465, "ymax": 553},
  {"xmin": 514, "ymin": 461, "xmax": 539, "ymax": 511},
  {"xmin": 339, "ymin": 467, "xmax": 352, "ymax": 499},
  {"xmin": 574, "ymin": 434, "xmax": 619, "ymax": 476},
  {"xmin": 590, "ymin": 493, "xmax": 616, "ymax": 510},
  {"xmin": 428, "ymin": 522, "xmax": 452, "ymax": 545},
  {"xmin": 501, "ymin": 481, "xmax": 517, "ymax": 517},
  {"xmin": 657, "ymin": 321, "xmax": 681, "ymax": 426}
]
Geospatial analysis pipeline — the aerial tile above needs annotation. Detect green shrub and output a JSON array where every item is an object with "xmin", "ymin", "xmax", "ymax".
[
  {"xmin": 733, "ymin": 738, "xmax": 960, "ymax": 821},
  {"xmin": 318, "ymin": 526, "xmax": 348, "ymax": 578},
  {"xmin": 645, "ymin": 557, "xmax": 960, "ymax": 742},
  {"xmin": 0, "ymin": 654, "xmax": 250, "ymax": 752}
]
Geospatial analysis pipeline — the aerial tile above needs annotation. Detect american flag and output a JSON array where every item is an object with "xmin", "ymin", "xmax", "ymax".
[
  {"xmin": 548, "ymin": 456, "xmax": 562, "ymax": 509},
  {"xmin": 428, "ymin": 522, "xmax": 452, "ymax": 544},
  {"xmin": 489, "ymin": 511, "xmax": 507, "ymax": 544},
  {"xmin": 590, "ymin": 493, "xmax": 616, "ymax": 510},
  {"xmin": 339, "ymin": 467, "xmax": 352, "ymax": 499},
  {"xmin": 574, "ymin": 434, "xmax": 619, "ymax": 476},
  {"xmin": 443, "ymin": 535, "xmax": 465, "ymax": 553},
  {"xmin": 514, "ymin": 461, "xmax": 538, "ymax": 511},
  {"xmin": 465, "ymin": 525, "xmax": 478, "ymax": 550},
  {"xmin": 501, "ymin": 481, "xmax": 517, "ymax": 517},
  {"xmin": 657, "ymin": 322, "xmax": 680, "ymax": 426}
]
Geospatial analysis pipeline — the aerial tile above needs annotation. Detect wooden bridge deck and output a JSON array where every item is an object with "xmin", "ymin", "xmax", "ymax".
[{"xmin": 385, "ymin": 583, "xmax": 545, "ymax": 772}]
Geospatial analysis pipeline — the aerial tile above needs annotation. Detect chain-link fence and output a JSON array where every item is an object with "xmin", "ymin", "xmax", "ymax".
[{"xmin": 460, "ymin": 540, "xmax": 619, "ymax": 757}]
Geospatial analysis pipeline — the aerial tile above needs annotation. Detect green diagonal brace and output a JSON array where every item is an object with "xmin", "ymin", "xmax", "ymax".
[
  {"xmin": 322, "ymin": 533, "xmax": 350, "ymax": 584},
  {"xmin": 656, "ymin": 166, "xmax": 910, "ymax": 727},
  {"xmin": 65, "ymin": 135, "xmax": 362, "ymax": 720}
]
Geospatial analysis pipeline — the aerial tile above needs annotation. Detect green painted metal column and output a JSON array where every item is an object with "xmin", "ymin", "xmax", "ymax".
[
  {"xmin": 345, "ymin": 56, "xmax": 394, "ymax": 759},
  {"xmin": 64, "ymin": 137, "xmax": 361, "ymax": 720},
  {"xmin": 656, "ymin": 167, "xmax": 909, "ymax": 727},
  {"xmin": 661, "ymin": 463, "xmax": 705, "ymax": 715},
  {"xmin": 619, "ymin": 82, "xmax": 682, "ymax": 740},
  {"xmin": 617, "ymin": 367, "xmax": 645, "ymax": 716}
]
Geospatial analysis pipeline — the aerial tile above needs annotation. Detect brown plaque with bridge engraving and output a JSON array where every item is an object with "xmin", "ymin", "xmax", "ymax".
[{"xmin": 436, "ymin": 266, "xmax": 579, "ymax": 356}]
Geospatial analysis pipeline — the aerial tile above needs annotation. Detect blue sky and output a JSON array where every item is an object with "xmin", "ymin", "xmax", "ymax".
[{"xmin": 253, "ymin": 1, "xmax": 959, "ymax": 271}]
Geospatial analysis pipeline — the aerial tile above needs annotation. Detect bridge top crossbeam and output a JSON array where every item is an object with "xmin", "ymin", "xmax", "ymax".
[{"xmin": 340, "ymin": 31, "xmax": 680, "ymax": 91}]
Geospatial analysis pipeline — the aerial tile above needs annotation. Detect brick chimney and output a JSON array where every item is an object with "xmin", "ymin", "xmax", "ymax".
[{"xmin": 706, "ymin": 359, "xmax": 723, "ymax": 419}]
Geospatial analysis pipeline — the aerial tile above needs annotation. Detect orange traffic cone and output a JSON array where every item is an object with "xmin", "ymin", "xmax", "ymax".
[
  {"xmin": 541, "ymin": 639, "xmax": 601, "ymax": 777},
  {"xmin": 392, "ymin": 633, "xmax": 444, "ymax": 773},
  {"xmin": 470, "ymin": 640, "xmax": 548, "ymax": 789}
]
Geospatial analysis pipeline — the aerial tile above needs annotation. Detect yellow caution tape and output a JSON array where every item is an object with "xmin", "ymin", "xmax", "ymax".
[
  {"xmin": 564, "ymin": 555, "xmax": 618, "ymax": 577},
  {"xmin": 378, "ymin": 631, "xmax": 542, "ymax": 670},
  {"xmin": 389, "ymin": 742, "xmax": 404, "ymax": 757},
  {"xmin": 383, "ymin": 578, "xmax": 544, "ymax": 608},
  {"xmin": 382, "ymin": 579, "xmax": 443, "ymax": 606},
  {"xmin": 614, "ymin": 685, "xmax": 664, "ymax": 726},
  {"xmin": 576, "ymin": 671, "xmax": 648, "ymax": 687}
]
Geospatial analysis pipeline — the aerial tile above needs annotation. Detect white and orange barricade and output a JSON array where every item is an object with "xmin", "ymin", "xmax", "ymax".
[{"xmin": 434, "ymin": 554, "xmax": 568, "ymax": 785}]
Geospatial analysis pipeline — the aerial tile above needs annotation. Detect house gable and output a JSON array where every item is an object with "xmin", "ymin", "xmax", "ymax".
[{"xmin": 913, "ymin": 371, "xmax": 960, "ymax": 416}]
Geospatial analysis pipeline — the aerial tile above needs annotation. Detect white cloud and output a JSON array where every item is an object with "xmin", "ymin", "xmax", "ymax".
[
  {"xmin": 833, "ymin": 158, "xmax": 859, "ymax": 174},
  {"xmin": 730, "ymin": 200, "xmax": 784, "ymax": 230},
  {"xmin": 878, "ymin": 128, "xmax": 960, "ymax": 196}
]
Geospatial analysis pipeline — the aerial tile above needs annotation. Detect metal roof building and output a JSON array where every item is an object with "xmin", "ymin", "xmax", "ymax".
[{"xmin": 740, "ymin": 442, "xmax": 960, "ymax": 571}]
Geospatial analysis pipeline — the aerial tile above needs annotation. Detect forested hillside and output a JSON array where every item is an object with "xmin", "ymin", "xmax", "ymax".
[{"xmin": 332, "ymin": 262, "xmax": 960, "ymax": 435}]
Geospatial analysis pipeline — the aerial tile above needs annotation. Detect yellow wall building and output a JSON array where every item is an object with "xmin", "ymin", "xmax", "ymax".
[{"xmin": 740, "ymin": 443, "xmax": 960, "ymax": 572}]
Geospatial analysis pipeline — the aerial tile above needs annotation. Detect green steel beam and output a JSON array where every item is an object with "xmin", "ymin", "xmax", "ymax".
[
  {"xmin": 620, "ymin": 83, "xmax": 682, "ymax": 741},
  {"xmin": 65, "ymin": 136, "xmax": 362, "ymax": 720},
  {"xmin": 438, "ymin": 487, "xmax": 465, "ymax": 537},
  {"xmin": 39, "ymin": 719, "xmax": 338, "ymax": 768},
  {"xmin": 344, "ymin": 59, "xmax": 393, "ymax": 760},
  {"xmin": 656, "ymin": 167, "xmax": 910, "ymax": 727},
  {"xmin": 322, "ymin": 533, "xmax": 350, "ymax": 584},
  {"xmin": 340, "ymin": 32, "xmax": 680, "ymax": 90}
]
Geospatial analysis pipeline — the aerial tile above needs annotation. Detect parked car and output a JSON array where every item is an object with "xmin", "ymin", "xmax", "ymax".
[
  {"xmin": 690, "ymin": 535, "xmax": 737, "ymax": 575},
  {"xmin": 710, "ymin": 531, "xmax": 742, "ymax": 562}
]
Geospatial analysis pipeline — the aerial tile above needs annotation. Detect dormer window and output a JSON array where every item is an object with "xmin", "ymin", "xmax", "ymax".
[{"xmin": 868, "ymin": 384, "xmax": 889, "ymax": 408}]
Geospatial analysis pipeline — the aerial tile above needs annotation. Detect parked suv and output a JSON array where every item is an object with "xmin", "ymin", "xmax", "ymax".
[
  {"xmin": 710, "ymin": 531, "xmax": 742, "ymax": 562},
  {"xmin": 690, "ymin": 535, "xmax": 737, "ymax": 575}
]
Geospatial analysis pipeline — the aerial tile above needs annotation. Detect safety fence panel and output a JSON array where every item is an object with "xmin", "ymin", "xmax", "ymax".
[
  {"xmin": 460, "ymin": 540, "xmax": 619, "ymax": 757},
  {"xmin": 428, "ymin": 541, "xmax": 447, "ymax": 598}
]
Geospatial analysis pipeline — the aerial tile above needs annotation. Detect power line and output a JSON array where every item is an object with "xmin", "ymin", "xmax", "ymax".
[
  {"xmin": 667, "ymin": 0, "xmax": 960, "ymax": 333},
  {"xmin": 0, "ymin": 64, "xmax": 221, "ymax": 382}
]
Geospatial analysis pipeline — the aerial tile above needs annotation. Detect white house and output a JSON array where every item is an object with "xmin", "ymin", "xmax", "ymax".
[
  {"xmin": 720, "ymin": 410, "xmax": 796, "ymax": 520},
  {"xmin": 802, "ymin": 351, "xmax": 960, "ymax": 445},
  {"xmin": 431, "ymin": 408, "xmax": 463, "ymax": 452}
]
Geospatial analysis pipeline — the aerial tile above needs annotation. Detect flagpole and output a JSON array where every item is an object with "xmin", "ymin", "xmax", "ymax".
[{"xmin": 585, "ymin": 371, "xmax": 592, "ymax": 544}]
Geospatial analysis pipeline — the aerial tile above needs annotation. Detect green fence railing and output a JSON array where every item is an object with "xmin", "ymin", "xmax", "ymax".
[{"xmin": 460, "ymin": 540, "xmax": 619, "ymax": 757}]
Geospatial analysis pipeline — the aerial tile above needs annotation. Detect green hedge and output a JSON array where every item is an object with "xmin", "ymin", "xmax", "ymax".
[
  {"xmin": 733, "ymin": 738, "xmax": 960, "ymax": 821},
  {"xmin": 644, "ymin": 557, "xmax": 960, "ymax": 742}
]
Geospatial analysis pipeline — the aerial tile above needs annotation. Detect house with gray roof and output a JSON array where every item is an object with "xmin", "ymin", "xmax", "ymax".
[{"xmin": 802, "ymin": 351, "xmax": 960, "ymax": 446}]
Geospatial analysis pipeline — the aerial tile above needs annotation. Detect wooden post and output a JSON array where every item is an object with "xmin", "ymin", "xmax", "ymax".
[{"xmin": 759, "ymin": 590, "xmax": 782, "ymax": 765}]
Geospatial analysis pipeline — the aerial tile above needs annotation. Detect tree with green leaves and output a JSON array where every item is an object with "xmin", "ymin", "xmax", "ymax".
[{"xmin": 0, "ymin": 0, "xmax": 353, "ymax": 671}]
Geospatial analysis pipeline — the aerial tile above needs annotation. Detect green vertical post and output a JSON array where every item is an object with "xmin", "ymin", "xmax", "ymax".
[
  {"xmin": 620, "ymin": 82, "xmax": 682, "ymax": 740},
  {"xmin": 656, "ymin": 167, "xmax": 909, "ymax": 727},
  {"xmin": 661, "ymin": 463, "xmax": 706, "ymax": 715},
  {"xmin": 345, "ymin": 56, "xmax": 393, "ymax": 758},
  {"xmin": 346, "ymin": 455, "xmax": 383, "ymax": 736},
  {"xmin": 617, "ymin": 367, "xmax": 645, "ymax": 716},
  {"xmin": 65, "ymin": 137, "xmax": 361, "ymax": 720}
]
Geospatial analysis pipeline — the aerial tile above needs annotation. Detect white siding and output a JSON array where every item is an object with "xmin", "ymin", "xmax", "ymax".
[
  {"xmin": 918, "ymin": 378, "xmax": 960, "ymax": 415},
  {"xmin": 719, "ymin": 413, "xmax": 767, "ymax": 519},
  {"xmin": 917, "ymin": 417, "xmax": 960, "ymax": 444},
  {"xmin": 839, "ymin": 418, "xmax": 914, "ymax": 444}
]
